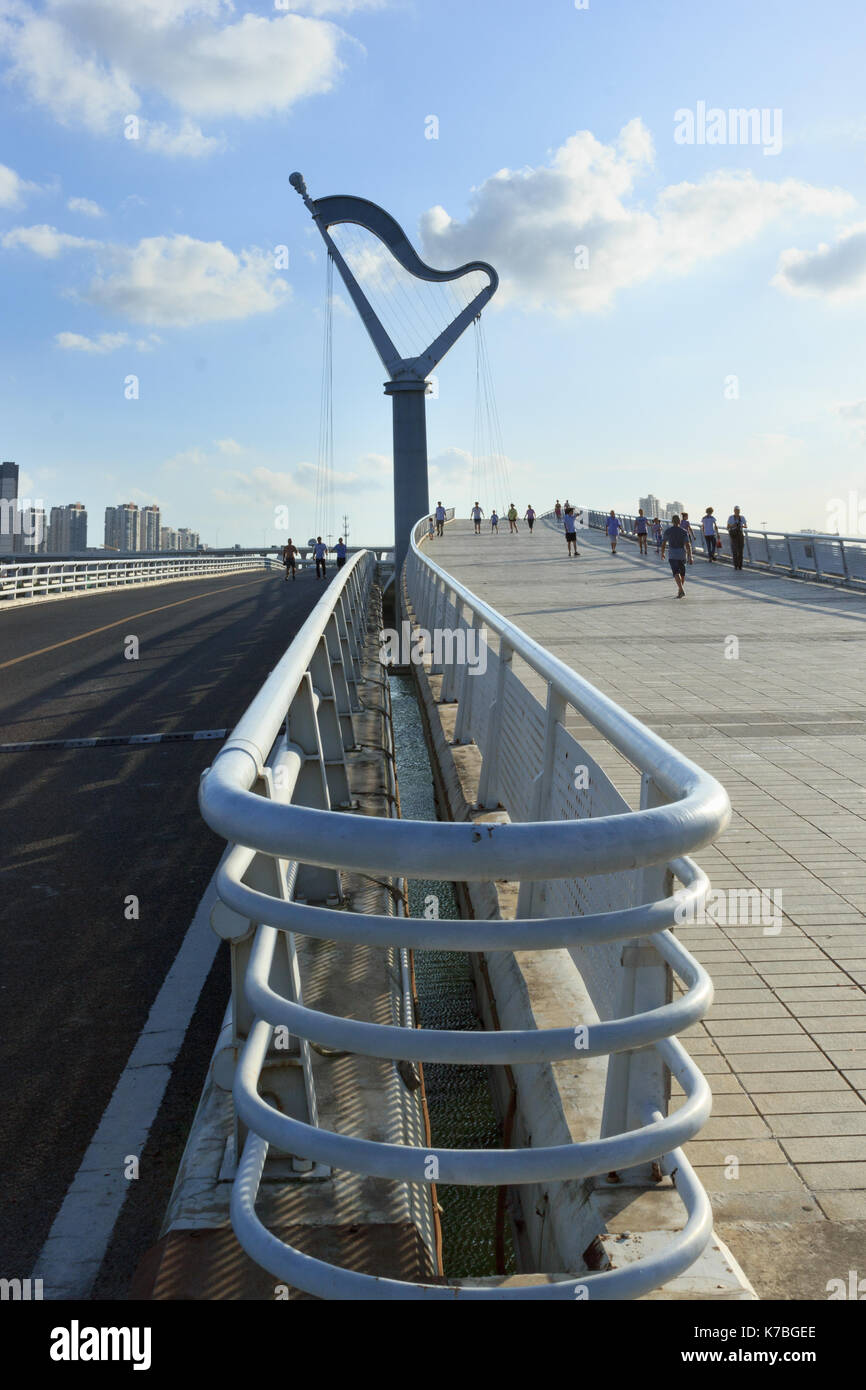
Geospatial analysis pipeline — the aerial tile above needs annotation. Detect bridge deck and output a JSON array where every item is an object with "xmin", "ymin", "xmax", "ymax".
[{"xmin": 431, "ymin": 516, "xmax": 866, "ymax": 1296}]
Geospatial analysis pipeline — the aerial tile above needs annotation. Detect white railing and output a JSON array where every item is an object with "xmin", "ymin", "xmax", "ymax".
[
  {"xmin": 0, "ymin": 553, "xmax": 272, "ymax": 602},
  {"xmin": 585, "ymin": 509, "xmax": 866, "ymax": 588},
  {"xmin": 0, "ymin": 546, "xmax": 397, "ymax": 603},
  {"xmin": 198, "ymin": 525, "xmax": 731, "ymax": 1299}
]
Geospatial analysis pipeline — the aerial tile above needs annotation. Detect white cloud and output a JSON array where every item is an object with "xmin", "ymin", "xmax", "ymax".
[
  {"xmin": 81, "ymin": 234, "xmax": 292, "ymax": 326},
  {"xmin": 0, "ymin": 161, "xmax": 39, "ymax": 208},
  {"xmin": 142, "ymin": 118, "xmax": 225, "ymax": 158},
  {"xmin": 420, "ymin": 121, "xmax": 855, "ymax": 313},
  {"xmin": 215, "ymin": 437, "xmax": 244, "ymax": 455},
  {"xmin": 55, "ymin": 328, "xmax": 162, "ymax": 352},
  {"xmin": 288, "ymin": 0, "xmax": 386, "ymax": 14},
  {"xmin": 773, "ymin": 222, "xmax": 866, "ymax": 301},
  {"xmin": 1, "ymin": 223, "xmax": 99, "ymax": 257},
  {"xmin": 66, "ymin": 195, "xmax": 104, "ymax": 217},
  {"xmin": 2, "ymin": 221, "xmax": 291, "ymax": 326},
  {"xmin": 0, "ymin": 1, "xmax": 358, "ymax": 153},
  {"xmin": 55, "ymin": 330, "xmax": 128, "ymax": 352}
]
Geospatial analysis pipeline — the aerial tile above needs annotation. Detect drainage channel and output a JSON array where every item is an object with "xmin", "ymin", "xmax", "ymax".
[{"xmin": 388, "ymin": 672, "xmax": 516, "ymax": 1279}]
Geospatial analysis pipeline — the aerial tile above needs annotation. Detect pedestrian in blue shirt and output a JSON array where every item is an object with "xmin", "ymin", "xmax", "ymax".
[
  {"xmin": 661, "ymin": 514, "xmax": 693, "ymax": 598},
  {"xmin": 606, "ymin": 510, "xmax": 622, "ymax": 553},
  {"xmin": 334, "ymin": 537, "xmax": 347, "ymax": 569},
  {"xmin": 635, "ymin": 508, "xmax": 649, "ymax": 555},
  {"xmin": 313, "ymin": 536, "xmax": 328, "ymax": 579}
]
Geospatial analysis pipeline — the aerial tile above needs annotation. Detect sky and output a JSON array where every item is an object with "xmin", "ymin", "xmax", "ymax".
[{"xmin": 2, "ymin": 0, "xmax": 866, "ymax": 547}]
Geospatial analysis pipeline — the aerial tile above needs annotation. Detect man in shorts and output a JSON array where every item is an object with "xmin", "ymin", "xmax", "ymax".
[
  {"xmin": 281, "ymin": 538, "xmax": 298, "ymax": 581},
  {"xmin": 635, "ymin": 509, "xmax": 648, "ymax": 554},
  {"xmin": 490, "ymin": 510, "xmax": 499, "ymax": 533},
  {"xmin": 661, "ymin": 514, "xmax": 693, "ymax": 597},
  {"xmin": 563, "ymin": 505, "xmax": 580, "ymax": 557},
  {"xmin": 471, "ymin": 502, "xmax": 484, "ymax": 534},
  {"xmin": 606, "ymin": 510, "xmax": 622, "ymax": 553}
]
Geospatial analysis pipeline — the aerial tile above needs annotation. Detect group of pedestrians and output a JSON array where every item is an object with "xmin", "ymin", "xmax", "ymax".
[
  {"xmin": 280, "ymin": 536, "xmax": 348, "ymax": 581},
  {"xmin": 605, "ymin": 504, "xmax": 749, "ymax": 597}
]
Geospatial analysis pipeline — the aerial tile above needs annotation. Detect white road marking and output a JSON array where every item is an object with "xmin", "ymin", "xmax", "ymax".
[{"xmin": 31, "ymin": 856, "xmax": 226, "ymax": 1299}]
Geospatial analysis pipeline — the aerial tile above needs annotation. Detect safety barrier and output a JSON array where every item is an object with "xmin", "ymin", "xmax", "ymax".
[
  {"xmin": 585, "ymin": 509, "xmax": 866, "ymax": 589},
  {"xmin": 199, "ymin": 525, "xmax": 731, "ymax": 1299},
  {"xmin": 0, "ymin": 552, "xmax": 273, "ymax": 602}
]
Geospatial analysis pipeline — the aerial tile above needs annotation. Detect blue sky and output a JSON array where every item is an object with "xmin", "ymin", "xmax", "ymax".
[{"xmin": 2, "ymin": 0, "xmax": 866, "ymax": 546}]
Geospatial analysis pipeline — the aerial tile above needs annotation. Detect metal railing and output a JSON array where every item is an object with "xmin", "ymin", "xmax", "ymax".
[
  {"xmin": 0, "ymin": 552, "xmax": 273, "ymax": 602},
  {"xmin": 199, "ymin": 524, "xmax": 731, "ymax": 1299},
  {"xmin": 0, "ymin": 545, "xmax": 397, "ymax": 603},
  {"xmin": 585, "ymin": 510, "xmax": 866, "ymax": 589}
]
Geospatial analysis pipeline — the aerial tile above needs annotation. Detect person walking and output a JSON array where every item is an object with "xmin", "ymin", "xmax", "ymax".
[
  {"xmin": 427, "ymin": 516, "xmax": 435, "ymax": 540},
  {"xmin": 661, "ymin": 513, "xmax": 693, "ymax": 598},
  {"xmin": 313, "ymin": 536, "xmax": 328, "ymax": 579},
  {"xmin": 490, "ymin": 509, "xmax": 499, "ymax": 534},
  {"xmin": 727, "ymin": 506, "xmax": 747, "ymax": 570},
  {"xmin": 507, "ymin": 503, "xmax": 519, "ymax": 533},
  {"xmin": 524, "ymin": 504, "xmax": 536, "ymax": 533},
  {"xmin": 471, "ymin": 502, "xmax": 484, "ymax": 534},
  {"xmin": 334, "ymin": 537, "xmax": 348, "ymax": 569},
  {"xmin": 563, "ymin": 505, "xmax": 580, "ymax": 557},
  {"xmin": 651, "ymin": 516, "xmax": 663, "ymax": 556},
  {"xmin": 701, "ymin": 508, "xmax": 721, "ymax": 561},
  {"xmin": 281, "ymin": 537, "xmax": 298, "ymax": 581},
  {"xmin": 554, "ymin": 499, "xmax": 562, "ymax": 522},
  {"xmin": 635, "ymin": 508, "xmax": 649, "ymax": 555},
  {"xmin": 434, "ymin": 501, "xmax": 446, "ymax": 537},
  {"xmin": 606, "ymin": 510, "xmax": 623, "ymax": 553}
]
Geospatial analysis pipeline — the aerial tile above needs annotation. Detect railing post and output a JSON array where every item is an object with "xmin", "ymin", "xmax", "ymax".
[
  {"xmin": 477, "ymin": 638, "xmax": 512, "ymax": 808},
  {"xmin": 515, "ymin": 683, "xmax": 567, "ymax": 919},
  {"xmin": 440, "ymin": 598, "xmax": 463, "ymax": 702},
  {"xmin": 453, "ymin": 615, "xmax": 480, "ymax": 745},
  {"xmin": 601, "ymin": 772, "xmax": 673, "ymax": 1179}
]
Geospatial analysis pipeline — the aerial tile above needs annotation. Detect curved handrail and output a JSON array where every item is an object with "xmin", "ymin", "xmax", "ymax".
[{"xmin": 199, "ymin": 533, "xmax": 731, "ymax": 878}]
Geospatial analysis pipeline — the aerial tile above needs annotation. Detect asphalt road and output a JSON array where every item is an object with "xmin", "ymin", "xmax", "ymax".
[{"xmin": 0, "ymin": 566, "xmax": 330, "ymax": 1295}]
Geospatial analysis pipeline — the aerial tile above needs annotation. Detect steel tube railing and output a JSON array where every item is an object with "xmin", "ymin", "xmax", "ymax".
[{"xmin": 198, "ymin": 521, "xmax": 732, "ymax": 1299}]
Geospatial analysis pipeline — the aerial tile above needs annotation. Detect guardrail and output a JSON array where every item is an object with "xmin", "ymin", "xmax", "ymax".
[
  {"xmin": 585, "ymin": 510, "xmax": 866, "ymax": 589},
  {"xmin": 199, "ymin": 524, "xmax": 731, "ymax": 1298},
  {"xmin": 0, "ymin": 552, "xmax": 273, "ymax": 602},
  {"xmin": 0, "ymin": 546, "xmax": 396, "ymax": 604}
]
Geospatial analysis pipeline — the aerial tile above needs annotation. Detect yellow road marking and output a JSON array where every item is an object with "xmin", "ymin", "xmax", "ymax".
[{"xmin": 0, "ymin": 574, "xmax": 272, "ymax": 671}]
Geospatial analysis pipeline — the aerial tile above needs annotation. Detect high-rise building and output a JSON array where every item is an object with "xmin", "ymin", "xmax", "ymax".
[
  {"xmin": 48, "ymin": 503, "xmax": 88, "ymax": 553},
  {"xmin": 0, "ymin": 460, "xmax": 18, "ymax": 556},
  {"xmin": 15, "ymin": 506, "xmax": 47, "ymax": 553},
  {"xmin": 160, "ymin": 526, "xmax": 178, "ymax": 551},
  {"xmin": 177, "ymin": 528, "xmax": 199, "ymax": 551},
  {"xmin": 104, "ymin": 502, "xmax": 141, "ymax": 551},
  {"xmin": 665, "ymin": 500, "xmax": 686, "ymax": 521},
  {"xmin": 640, "ymin": 493, "xmax": 662, "ymax": 518},
  {"xmin": 141, "ymin": 504, "xmax": 160, "ymax": 551}
]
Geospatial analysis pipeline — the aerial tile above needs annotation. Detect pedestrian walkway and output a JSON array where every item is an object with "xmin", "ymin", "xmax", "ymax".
[{"xmin": 431, "ymin": 515, "xmax": 866, "ymax": 1297}]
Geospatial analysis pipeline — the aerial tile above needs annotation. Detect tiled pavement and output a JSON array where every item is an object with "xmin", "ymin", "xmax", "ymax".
[{"xmin": 431, "ymin": 516, "xmax": 866, "ymax": 1294}]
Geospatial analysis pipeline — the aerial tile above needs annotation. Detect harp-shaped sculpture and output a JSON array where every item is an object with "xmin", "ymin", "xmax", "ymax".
[{"xmin": 290, "ymin": 172, "xmax": 499, "ymax": 579}]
